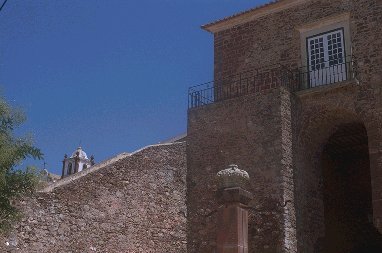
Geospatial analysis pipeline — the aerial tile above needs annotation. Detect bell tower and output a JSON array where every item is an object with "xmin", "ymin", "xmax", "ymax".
[{"xmin": 61, "ymin": 147, "xmax": 94, "ymax": 178}]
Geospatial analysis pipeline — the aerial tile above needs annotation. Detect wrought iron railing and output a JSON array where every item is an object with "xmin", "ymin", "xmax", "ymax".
[
  {"xmin": 188, "ymin": 56, "xmax": 357, "ymax": 109},
  {"xmin": 188, "ymin": 64, "xmax": 297, "ymax": 108},
  {"xmin": 294, "ymin": 55, "xmax": 357, "ymax": 91}
]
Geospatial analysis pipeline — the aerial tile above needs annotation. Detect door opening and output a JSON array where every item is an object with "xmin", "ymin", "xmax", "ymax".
[{"xmin": 319, "ymin": 123, "xmax": 382, "ymax": 253}]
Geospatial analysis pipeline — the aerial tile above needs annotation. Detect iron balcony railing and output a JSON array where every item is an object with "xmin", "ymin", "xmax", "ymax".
[
  {"xmin": 188, "ymin": 56, "xmax": 357, "ymax": 109},
  {"xmin": 188, "ymin": 64, "xmax": 297, "ymax": 108},
  {"xmin": 294, "ymin": 55, "xmax": 357, "ymax": 91}
]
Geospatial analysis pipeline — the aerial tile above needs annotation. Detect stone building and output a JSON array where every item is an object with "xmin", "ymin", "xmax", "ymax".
[
  {"xmin": 61, "ymin": 147, "xmax": 94, "ymax": 178},
  {"xmin": 1, "ymin": 0, "xmax": 382, "ymax": 252},
  {"xmin": 187, "ymin": 0, "xmax": 382, "ymax": 252}
]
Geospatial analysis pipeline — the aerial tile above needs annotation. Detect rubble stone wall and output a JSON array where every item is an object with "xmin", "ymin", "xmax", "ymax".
[
  {"xmin": 213, "ymin": 0, "xmax": 355, "ymax": 80},
  {"xmin": 292, "ymin": 83, "xmax": 382, "ymax": 252},
  {"xmin": 0, "ymin": 142, "xmax": 187, "ymax": 253},
  {"xmin": 187, "ymin": 87, "xmax": 289, "ymax": 253},
  {"xmin": 188, "ymin": 0, "xmax": 382, "ymax": 252}
]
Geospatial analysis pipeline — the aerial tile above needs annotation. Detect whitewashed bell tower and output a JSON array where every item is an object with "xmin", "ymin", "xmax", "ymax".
[{"xmin": 61, "ymin": 147, "xmax": 94, "ymax": 178}]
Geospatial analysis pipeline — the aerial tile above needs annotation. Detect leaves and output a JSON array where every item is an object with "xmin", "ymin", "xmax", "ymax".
[{"xmin": 0, "ymin": 96, "xmax": 43, "ymax": 232}]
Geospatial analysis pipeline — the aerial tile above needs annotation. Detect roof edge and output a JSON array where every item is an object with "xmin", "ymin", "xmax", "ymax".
[
  {"xmin": 38, "ymin": 142, "xmax": 186, "ymax": 193},
  {"xmin": 38, "ymin": 152, "xmax": 131, "ymax": 193},
  {"xmin": 202, "ymin": 0, "xmax": 304, "ymax": 33},
  {"xmin": 159, "ymin": 132, "xmax": 187, "ymax": 144}
]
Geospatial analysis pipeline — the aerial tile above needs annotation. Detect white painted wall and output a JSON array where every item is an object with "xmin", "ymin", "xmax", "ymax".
[{"xmin": 63, "ymin": 158, "xmax": 92, "ymax": 177}]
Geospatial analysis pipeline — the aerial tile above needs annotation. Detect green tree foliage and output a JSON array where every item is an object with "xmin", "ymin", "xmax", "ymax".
[{"xmin": 0, "ymin": 97, "xmax": 43, "ymax": 231}]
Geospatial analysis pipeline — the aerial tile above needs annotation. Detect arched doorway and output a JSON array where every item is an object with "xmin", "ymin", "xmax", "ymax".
[{"xmin": 320, "ymin": 122, "xmax": 382, "ymax": 253}]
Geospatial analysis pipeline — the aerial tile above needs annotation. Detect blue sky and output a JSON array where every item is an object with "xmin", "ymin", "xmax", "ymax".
[{"xmin": 0, "ymin": 0, "xmax": 268, "ymax": 175}]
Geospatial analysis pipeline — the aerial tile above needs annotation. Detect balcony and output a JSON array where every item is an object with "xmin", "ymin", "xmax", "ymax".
[{"xmin": 188, "ymin": 56, "xmax": 357, "ymax": 109}]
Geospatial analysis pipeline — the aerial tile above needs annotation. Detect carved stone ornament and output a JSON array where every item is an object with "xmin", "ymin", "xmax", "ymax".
[{"xmin": 216, "ymin": 164, "xmax": 250, "ymax": 189}]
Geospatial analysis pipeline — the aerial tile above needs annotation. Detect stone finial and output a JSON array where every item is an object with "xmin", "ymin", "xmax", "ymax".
[{"xmin": 216, "ymin": 164, "xmax": 250, "ymax": 189}]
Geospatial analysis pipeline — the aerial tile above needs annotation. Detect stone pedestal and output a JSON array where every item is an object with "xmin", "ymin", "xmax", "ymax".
[{"xmin": 216, "ymin": 165, "xmax": 253, "ymax": 253}]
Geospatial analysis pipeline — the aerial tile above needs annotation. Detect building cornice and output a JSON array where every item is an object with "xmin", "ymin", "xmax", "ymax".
[{"xmin": 202, "ymin": 0, "xmax": 304, "ymax": 34}]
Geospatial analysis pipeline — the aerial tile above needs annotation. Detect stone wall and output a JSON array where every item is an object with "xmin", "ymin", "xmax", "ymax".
[
  {"xmin": 188, "ymin": 0, "xmax": 382, "ymax": 252},
  {"xmin": 213, "ymin": 0, "xmax": 355, "ymax": 80},
  {"xmin": 187, "ymin": 87, "xmax": 292, "ymax": 253},
  {"xmin": 0, "ymin": 142, "xmax": 187, "ymax": 253},
  {"xmin": 292, "ymin": 1, "xmax": 382, "ymax": 251},
  {"xmin": 292, "ymin": 82, "xmax": 382, "ymax": 252}
]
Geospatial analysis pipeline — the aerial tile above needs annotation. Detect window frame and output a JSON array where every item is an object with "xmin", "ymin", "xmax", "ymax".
[
  {"xmin": 305, "ymin": 28, "xmax": 346, "ymax": 71},
  {"xmin": 297, "ymin": 13, "xmax": 352, "ymax": 89},
  {"xmin": 305, "ymin": 27, "xmax": 348, "ymax": 87}
]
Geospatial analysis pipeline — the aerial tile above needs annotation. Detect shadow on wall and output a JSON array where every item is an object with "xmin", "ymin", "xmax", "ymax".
[{"xmin": 315, "ymin": 122, "xmax": 382, "ymax": 253}]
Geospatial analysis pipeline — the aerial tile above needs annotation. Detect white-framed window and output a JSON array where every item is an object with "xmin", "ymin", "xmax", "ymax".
[{"xmin": 306, "ymin": 28, "xmax": 347, "ymax": 87}]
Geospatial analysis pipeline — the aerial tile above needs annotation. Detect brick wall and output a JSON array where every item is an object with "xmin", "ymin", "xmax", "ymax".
[{"xmin": 0, "ymin": 142, "xmax": 187, "ymax": 253}]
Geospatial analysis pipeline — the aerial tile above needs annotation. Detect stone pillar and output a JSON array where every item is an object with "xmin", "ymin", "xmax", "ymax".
[
  {"xmin": 61, "ymin": 154, "xmax": 67, "ymax": 179},
  {"xmin": 74, "ymin": 151, "xmax": 80, "ymax": 173},
  {"xmin": 216, "ymin": 165, "xmax": 253, "ymax": 253}
]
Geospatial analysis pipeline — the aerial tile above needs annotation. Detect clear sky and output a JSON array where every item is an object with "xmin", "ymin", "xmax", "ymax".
[{"xmin": 0, "ymin": 0, "xmax": 269, "ymax": 175}]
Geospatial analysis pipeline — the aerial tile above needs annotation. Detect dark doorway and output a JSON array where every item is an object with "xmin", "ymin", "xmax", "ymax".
[{"xmin": 320, "ymin": 123, "xmax": 382, "ymax": 253}]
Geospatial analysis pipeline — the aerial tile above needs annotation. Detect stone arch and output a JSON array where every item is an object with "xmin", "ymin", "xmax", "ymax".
[
  {"xmin": 320, "ymin": 122, "xmax": 382, "ymax": 252},
  {"xmin": 294, "ymin": 105, "xmax": 382, "ymax": 252}
]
